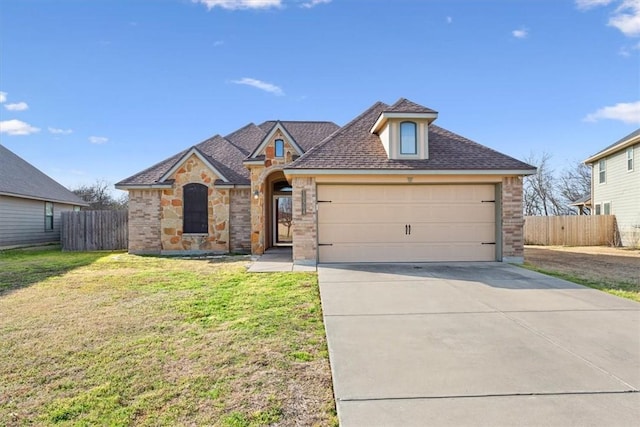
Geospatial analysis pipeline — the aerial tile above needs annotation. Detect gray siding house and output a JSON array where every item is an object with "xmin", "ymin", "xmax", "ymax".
[
  {"xmin": 0, "ymin": 144, "xmax": 88, "ymax": 248},
  {"xmin": 585, "ymin": 129, "xmax": 640, "ymax": 247}
]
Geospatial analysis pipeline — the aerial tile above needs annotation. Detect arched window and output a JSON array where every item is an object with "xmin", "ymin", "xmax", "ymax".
[
  {"xmin": 400, "ymin": 121, "xmax": 417, "ymax": 155},
  {"xmin": 183, "ymin": 183, "xmax": 208, "ymax": 233}
]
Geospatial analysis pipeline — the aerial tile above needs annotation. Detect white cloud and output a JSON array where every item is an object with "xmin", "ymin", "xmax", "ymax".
[
  {"xmin": 609, "ymin": 0, "xmax": 640, "ymax": 36},
  {"xmin": 194, "ymin": 0, "xmax": 281, "ymax": 10},
  {"xmin": 576, "ymin": 0, "xmax": 640, "ymax": 36},
  {"xmin": 48, "ymin": 127, "xmax": 73, "ymax": 135},
  {"xmin": 301, "ymin": 0, "xmax": 331, "ymax": 8},
  {"xmin": 584, "ymin": 101, "xmax": 640, "ymax": 124},
  {"xmin": 575, "ymin": 0, "xmax": 614, "ymax": 10},
  {"xmin": 512, "ymin": 28, "xmax": 528, "ymax": 38},
  {"xmin": 89, "ymin": 136, "xmax": 109, "ymax": 144},
  {"xmin": 231, "ymin": 77, "xmax": 284, "ymax": 95},
  {"xmin": 0, "ymin": 92, "xmax": 6, "ymax": 103},
  {"xmin": 0, "ymin": 119, "xmax": 40, "ymax": 136},
  {"xmin": 446, "ymin": 16, "xmax": 453, "ymax": 24},
  {"xmin": 4, "ymin": 102, "xmax": 29, "ymax": 111}
]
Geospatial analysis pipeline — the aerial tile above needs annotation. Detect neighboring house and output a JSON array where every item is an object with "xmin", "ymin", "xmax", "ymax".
[
  {"xmin": 0, "ymin": 144, "xmax": 88, "ymax": 248},
  {"xmin": 585, "ymin": 129, "xmax": 640, "ymax": 247},
  {"xmin": 570, "ymin": 194, "xmax": 591, "ymax": 215},
  {"xmin": 116, "ymin": 98, "xmax": 536, "ymax": 264}
]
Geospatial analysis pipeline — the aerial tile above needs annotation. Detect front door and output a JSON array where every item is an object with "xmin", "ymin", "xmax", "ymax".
[{"xmin": 273, "ymin": 195, "xmax": 293, "ymax": 246}]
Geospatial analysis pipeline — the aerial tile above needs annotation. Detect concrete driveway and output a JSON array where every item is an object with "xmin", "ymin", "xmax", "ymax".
[{"xmin": 318, "ymin": 262, "xmax": 640, "ymax": 427}]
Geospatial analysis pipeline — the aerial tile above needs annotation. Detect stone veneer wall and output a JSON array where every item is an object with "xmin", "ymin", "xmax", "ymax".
[
  {"xmin": 230, "ymin": 188, "xmax": 251, "ymax": 253},
  {"xmin": 249, "ymin": 129, "xmax": 299, "ymax": 254},
  {"xmin": 501, "ymin": 176, "xmax": 524, "ymax": 261},
  {"xmin": 291, "ymin": 177, "xmax": 317, "ymax": 264},
  {"xmin": 160, "ymin": 154, "xmax": 229, "ymax": 252},
  {"xmin": 128, "ymin": 189, "xmax": 162, "ymax": 253}
]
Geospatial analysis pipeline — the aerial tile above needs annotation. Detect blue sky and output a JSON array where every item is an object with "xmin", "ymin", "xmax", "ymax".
[{"xmin": 1, "ymin": 0, "xmax": 639, "ymax": 195}]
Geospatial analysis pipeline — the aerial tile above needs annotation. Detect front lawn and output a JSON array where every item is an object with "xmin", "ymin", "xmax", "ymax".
[{"xmin": 0, "ymin": 250, "xmax": 335, "ymax": 426}]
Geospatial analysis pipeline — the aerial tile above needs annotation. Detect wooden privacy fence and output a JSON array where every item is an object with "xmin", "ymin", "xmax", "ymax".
[
  {"xmin": 524, "ymin": 215, "xmax": 617, "ymax": 246},
  {"xmin": 61, "ymin": 210, "xmax": 128, "ymax": 251}
]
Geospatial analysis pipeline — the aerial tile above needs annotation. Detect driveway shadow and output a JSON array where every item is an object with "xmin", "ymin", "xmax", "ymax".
[{"xmin": 318, "ymin": 262, "xmax": 588, "ymax": 290}]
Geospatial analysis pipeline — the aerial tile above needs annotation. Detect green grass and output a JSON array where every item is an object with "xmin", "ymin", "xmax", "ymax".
[
  {"xmin": 521, "ymin": 263, "xmax": 640, "ymax": 302},
  {"xmin": 0, "ymin": 249, "xmax": 336, "ymax": 426}
]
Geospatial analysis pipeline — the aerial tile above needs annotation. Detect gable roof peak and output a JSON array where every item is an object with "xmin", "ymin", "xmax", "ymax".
[{"xmin": 386, "ymin": 98, "xmax": 438, "ymax": 114}]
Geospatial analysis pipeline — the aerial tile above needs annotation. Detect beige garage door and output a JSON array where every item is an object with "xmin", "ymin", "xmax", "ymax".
[{"xmin": 317, "ymin": 184, "xmax": 497, "ymax": 263}]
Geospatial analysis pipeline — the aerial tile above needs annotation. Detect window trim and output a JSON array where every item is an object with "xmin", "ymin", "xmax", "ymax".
[
  {"xmin": 598, "ymin": 159, "xmax": 606, "ymax": 184},
  {"xmin": 627, "ymin": 147, "xmax": 634, "ymax": 172},
  {"xmin": 399, "ymin": 121, "xmax": 418, "ymax": 155},
  {"xmin": 274, "ymin": 139, "xmax": 285, "ymax": 158},
  {"xmin": 45, "ymin": 202, "xmax": 54, "ymax": 231},
  {"xmin": 182, "ymin": 183, "xmax": 209, "ymax": 234},
  {"xmin": 603, "ymin": 202, "xmax": 611, "ymax": 215}
]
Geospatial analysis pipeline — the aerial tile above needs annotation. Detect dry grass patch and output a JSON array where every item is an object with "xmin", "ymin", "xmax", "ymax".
[
  {"xmin": 524, "ymin": 246, "xmax": 640, "ymax": 302},
  {"xmin": 0, "ymin": 250, "xmax": 336, "ymax": 426}
]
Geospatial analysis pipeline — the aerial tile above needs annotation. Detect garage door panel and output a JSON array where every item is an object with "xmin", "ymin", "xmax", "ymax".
[
  {"xmin": 318, "ymin": 204, "xmax": 402, "ymax": 224},
  {"xmin": 319, "ymin": 243, "xmax": 496, "ymax": 263},
  {"xmin": 317, "ymin": 184, "xmax": 498, "ymax": 263},
  {"xmin": 319, "ymin": 223, "xmax": 409, "ymax": 244},
  {"xmin": 407, "ymin": 204, "xmax": 495, "ymax": 223},
  {"xmin": 318, "ymin": 186, "xmax": 407, "ymax": 203},
  {"xmin": 412, "ymin": 223, "xmax": 496, "ymax": 242}
]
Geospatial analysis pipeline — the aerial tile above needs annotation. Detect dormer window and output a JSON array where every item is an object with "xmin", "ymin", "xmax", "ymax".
[
  {"xmin": 400, "ymin": 122, "xmax": 417, "ymax": 155},
  {"xmin": 275, "ymin": 139, "xmax": 284, "ymax": 158},
  {"xmin": 370, "ymin": 101, "xmax": 438, "ymax": 160}
]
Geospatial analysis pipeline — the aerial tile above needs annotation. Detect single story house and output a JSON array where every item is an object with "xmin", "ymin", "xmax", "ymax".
[
  {"xmin": 585, "ymin": 129, "xmax": 640, "ymax": 247},
  {"xmin": 0, "ymin": 144, "xmax": 88, "ymax": 248},
  {"xmin": 116, "ymin": 98, "xmax": 536, "ymax": 264}
]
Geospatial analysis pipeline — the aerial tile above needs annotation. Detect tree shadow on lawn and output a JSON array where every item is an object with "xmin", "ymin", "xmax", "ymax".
[{"xmin": 0, "ymin": 248, "xmax": 112, "ymax": 296}]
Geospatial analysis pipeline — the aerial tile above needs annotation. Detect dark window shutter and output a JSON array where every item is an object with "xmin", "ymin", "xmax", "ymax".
[{"xmin": 183, "ymin": 183, "xmax": 208, "ymax": 233}]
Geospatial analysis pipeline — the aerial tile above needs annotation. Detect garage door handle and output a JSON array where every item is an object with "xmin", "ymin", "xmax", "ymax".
[
  {"xmin": 408, "ymin": 224, "xmax": 411, "ymax": 235},
  {"xmin": 318, "ymin": 243, "xmax": 333, "ymax": 246},
  {"xmin": 482, "ymin": 242, "xmax": 496, "ymax": 245}
]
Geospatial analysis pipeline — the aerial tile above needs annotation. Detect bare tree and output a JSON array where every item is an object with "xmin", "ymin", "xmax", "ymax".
[
  {"xmin": 523, "ymin": 152, "xmax": 568, "ymax": 216},
  {"xmin": 558, "ymin": 161, "xmax": 591, "ymax": 213},
  {"xmin": 72, "ymin": 179, "xmax": 128, "ymax": 210}
]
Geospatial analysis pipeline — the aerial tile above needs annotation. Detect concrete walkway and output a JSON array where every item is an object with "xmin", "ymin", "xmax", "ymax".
[
  {"xmin": 318, "ymin": 262, "xmax": 640, "ymax": 426},
  {"xmin": 247, "ymin": 247, "xmax": 316, "ymax": 272}
]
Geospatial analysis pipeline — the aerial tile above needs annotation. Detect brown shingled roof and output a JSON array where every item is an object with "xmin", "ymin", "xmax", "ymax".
[
  {"xmin": 116, "ymin": 120, "xmax": 338, "ymax": 187},
  {"xmin": 225, "ymin": 123, "xmax": 267, "ymax": 156},
  {"xmin": 288, "ymin": 100, "xmax": 535, "ymax": 171},
  {"xmin": 255, "ymin": 121, "xmax": 340, "ymax": 153}
]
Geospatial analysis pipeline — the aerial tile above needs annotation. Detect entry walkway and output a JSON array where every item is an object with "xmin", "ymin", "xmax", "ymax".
[
  {"xmin": 247, "ymin": 247, "xmax": 316, "ymax": 272},
  {"xmin": 318, "ymin": 262, "xmax": 640, "ymax": 426}
]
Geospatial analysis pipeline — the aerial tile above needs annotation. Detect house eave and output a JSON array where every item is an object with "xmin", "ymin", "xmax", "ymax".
[
  {"xmin": 584, "ymin": 133, "xmax": 640, "ymax": 164},
  {"xmin": 371, "ymin": 112, "xmax": 439, "ymax": 134},
  {"xmin": 215, "ymin": 184, "xmax": 251, "ymax": 189},
  {"xmin": 0, "ymin": 191, "xmax": 89, "ymax": 206},
  {"xmin": 284, "ymin": 168, "xmax": 537, "ymax": 176},
  {"xmin": 114, "ymin": 184, "xmax": 173, "ymax": 190}
]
